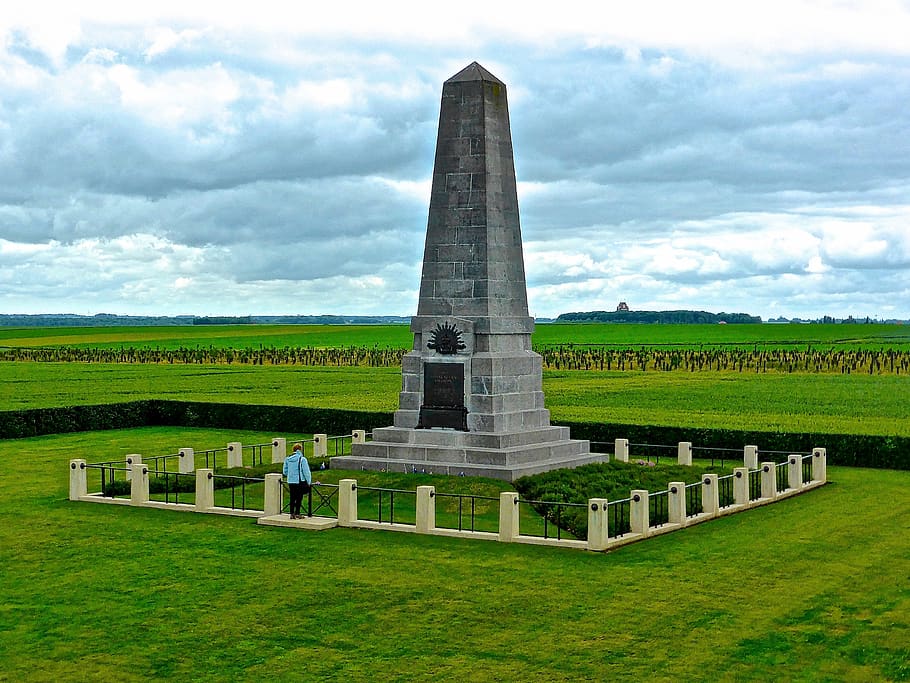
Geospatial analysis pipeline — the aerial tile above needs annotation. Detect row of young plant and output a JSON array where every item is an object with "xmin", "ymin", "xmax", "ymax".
[
  {"xmin": 3, "ymin": 400, "xmax": 907, "ymax": 471},
  {"xmin": 3, "ymin": 343, "xmax": 908, "ymax": 374}
]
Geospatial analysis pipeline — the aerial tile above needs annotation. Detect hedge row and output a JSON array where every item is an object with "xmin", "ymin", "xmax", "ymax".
[{"xmin": 1, "ymin": 401, "xmax": 906, "ymax": 471}]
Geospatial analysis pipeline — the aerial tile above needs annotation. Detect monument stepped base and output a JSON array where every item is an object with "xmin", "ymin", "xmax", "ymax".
[{"xmin": 330, "ymin": 427, "xmax": 605, "ymax": 481}]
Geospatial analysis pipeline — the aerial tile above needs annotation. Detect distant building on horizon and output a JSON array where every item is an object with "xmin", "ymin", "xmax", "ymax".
[{"xmin": 616, "ymin": 301, "xmax": 630, "ymax": 312}]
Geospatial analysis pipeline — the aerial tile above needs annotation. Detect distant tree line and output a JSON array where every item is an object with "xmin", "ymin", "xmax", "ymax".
[{"xmin": 556, "ymin": 310, "xmax": 762, "ymax": 324}]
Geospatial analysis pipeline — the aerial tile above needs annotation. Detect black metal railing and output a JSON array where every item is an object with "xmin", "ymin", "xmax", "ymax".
[
  {"xmin": 82, "ymin": 462, "xmax": 131, "ymax": 497},
  {"xmin": 518, "ymin": 498, "xmax": 586, "ymax": 541},
  {"xmin": 649, "ymin": 490, "xmax": 669, "ymax": 528},
  {"xmin": 154, "ymin": 471, "xmax": 196, "ymax": 504},
  {"xmin": 718, "ymin": 474, "xmax": 735, "ymax": 508},
  {"xmin": 200, "ymin": 448, "xmax": 229, "ymax": 469},
  {"xmin": 432, "ymin": 492, "xmax": 499, "ymax": 533},
  {"xmin": 685, "ymin": 482, "xmax": 702, "ymax": 517},
  {"xmin": 327, "ymin": 435, "xmax": 352, "ymax": 457},
  {"xmin": 243, "ymin": 443, "xmax": 270, "ymax": 467},
  {"xmin": 608, "ymin": 498, "xmax": 631, "ymax": 538},
  {"xmin": 629, "ymin": 442, "xmax": 676, "ymax": 464},
  {"xmin": 776, "ymin": 462, "xmax": 790, "ymax": 493},
  {"xmin": 692, "ymin": 445, "xmax": 740, "ymax": 468},
  {"xmin": 144, "ymin": 453, "xmax": 181, "ymax": 476},
  {"xmin": 209, "ymin": 474, "xmax": 265, "ymax": 511},
  {"xmin": 749, "ymin": 469, "xmax": 762, "ymax": 501},
  {"xmin": 355, "ymin": 485, "xmax": 414, "ymax": 525},
  {"xmin": 802, "ymin": 455, "xmax": 813, "ymax": 484}
]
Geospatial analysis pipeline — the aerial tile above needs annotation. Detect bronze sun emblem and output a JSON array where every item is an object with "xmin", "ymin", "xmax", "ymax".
[{"xmin": 426, "ymin": 322, "xmax": 465, "ymax": 355}]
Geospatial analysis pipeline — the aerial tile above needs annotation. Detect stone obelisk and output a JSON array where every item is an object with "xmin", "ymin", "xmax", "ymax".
[{"xmin": 331, "ymin": 62, "xmax": 599, "ymax": 480}]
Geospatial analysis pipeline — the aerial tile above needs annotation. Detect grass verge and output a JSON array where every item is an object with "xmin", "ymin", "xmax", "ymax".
[{"xmin": 1, "ymin": 427, "xmax": 907, "ymax": 681}]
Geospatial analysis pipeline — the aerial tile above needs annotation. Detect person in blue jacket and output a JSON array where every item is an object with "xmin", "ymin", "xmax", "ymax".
[{"xmin": 283, "ymin": 442, "xmax": 312, "ymax": 519}]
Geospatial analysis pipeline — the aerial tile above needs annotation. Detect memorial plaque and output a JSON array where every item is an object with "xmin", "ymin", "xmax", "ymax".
[
  {"xmin": 418, "ymin": 362, "xmax": 467, "ymax": 430},
  {"xmin": 423, "ymin": 363, "xmax": 464, "ymax": 407}
]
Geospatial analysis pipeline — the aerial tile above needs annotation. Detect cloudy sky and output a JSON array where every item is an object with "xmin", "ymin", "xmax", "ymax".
[{"xmin": 2, "ymin": 2, "xmax": 909, "ymax": 320}]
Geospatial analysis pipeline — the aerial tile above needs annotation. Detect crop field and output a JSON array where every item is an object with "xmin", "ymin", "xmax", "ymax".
[{"xmin": 1, "ymin": 323, "xmax": 909, "ymax": 437}]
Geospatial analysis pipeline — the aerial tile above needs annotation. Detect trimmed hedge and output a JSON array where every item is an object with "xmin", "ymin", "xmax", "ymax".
[{"xmin": 1, "ymin": 401, "xmax": 907, "ymax": 471}]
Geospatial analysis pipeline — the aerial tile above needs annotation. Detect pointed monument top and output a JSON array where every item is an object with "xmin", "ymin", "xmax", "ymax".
[{"xmin": 445, "ymin": 61, "xmax": 504, "ymax": 85}]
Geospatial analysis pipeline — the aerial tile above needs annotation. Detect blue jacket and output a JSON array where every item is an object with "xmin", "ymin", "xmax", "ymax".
[{"xmin": 283, "ymin": 450, "xmax": 312, "ymax": 485}]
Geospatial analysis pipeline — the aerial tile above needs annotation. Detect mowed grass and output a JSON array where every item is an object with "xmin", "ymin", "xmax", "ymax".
[
  {"xmin": 0, "ymin": 428, "xmax": 907, "ymax": 681},
  {"xmin": 3, "ymin": 361, "xmax": 909, "ymax": 437}
]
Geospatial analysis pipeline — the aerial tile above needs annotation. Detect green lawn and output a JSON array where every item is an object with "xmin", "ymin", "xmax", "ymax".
[
  {"xmin": 0, "ymin": 428, "xmax": 907, "ymax": 681},
  {"xmin": 4, "ymin": 361, "xmax": 909, "ymax": 437}
]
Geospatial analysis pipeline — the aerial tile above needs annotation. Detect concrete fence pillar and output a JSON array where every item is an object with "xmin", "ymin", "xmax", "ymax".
[
  {"xmin": 263, "ymin": 473, "xmax": 283, "ymax": 516},
  {"xmin": 314, "ymin": 434, "xmax": 328, "ymax": 459},
  {"xmin": 614, "ymin": 438, "xmax": 629, "ymax": 463},
  {"xmin": 702, "ymin": 474, "xmax": 719, "ymax": 515},
  {"xmin": 812, "ymin": 448, "xmax": 827, "ymax": 483},
  {"xmin": 733, "ymin": 467, "xmax": 749, "ymax": 506},
  {"xmin": 668, "ymin": 482, "xmax": 686, "ymax": 525},
  {"xmin": 498, "ymin": 492, "xmax": 519, "ymax": 542},
  {"xmin": 352, "ymin": 430, "xmax": 366, "ymax": 444},
  {"xmin": 130, "ymin": 462, "xmax": 149, "ymax": 505},
  {"xmin": 178, "ymin": 448, "xmax": 194, "ymax": 474},
  {"xmin": 760, "ymin": 462, "xmax": 777, "ymax": 499},
  {"xmin": 125, "ymin": 454, "xmax": 141, "ymax": 481},
  {"xmin": 271, "ymin": 438, "xmax": 287, "ymax": 464},
  {"xmin": 227, "ymin": 442, "xmax": 242, "ymax": 468},
  {"xmin": 338, "ymin": 479, "xmax": 358, "ymax": 527},
  {"xmin": 69, "ymin": 460, "xmax": 87, "ymax": 500},
  {"xmin": 788, "ymin": 454, "xmax": 803, "ymax": 491},
  {"xmin": 630, "ymin": 490, "xmax": 649, "ymax": 536},
  {"xmin": 196, "ymin": 469, "xmax": 214, "ymax": 511},
  {"xmin": 678, "ymin": 442, "xmax": 693, "ymax": 466},
  {"xmin": 744, "ymin": 445, "xmax": 759, "ymax": 469},
  {"xmin": 587, "ymin": 498, "xmax": 609, "ymax": 551},
  {"xmin": 416, "ymin": 486, "xmax": 436, "ymax": 533}
]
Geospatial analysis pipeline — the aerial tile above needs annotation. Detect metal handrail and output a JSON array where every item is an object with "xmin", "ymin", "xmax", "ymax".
[{"xmin": 431, "ymin": 492, "xmax": 499, "ymax": 532}]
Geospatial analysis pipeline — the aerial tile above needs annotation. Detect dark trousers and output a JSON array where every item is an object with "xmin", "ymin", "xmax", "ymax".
[{"xmin": 288, "ymin": 482, "xmax": 309, "ymax": 516}]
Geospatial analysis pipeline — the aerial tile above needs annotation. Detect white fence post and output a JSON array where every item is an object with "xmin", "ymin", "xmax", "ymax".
[
  {"xmin": 130, "ymin": 462, "xmax": 149, "ymax": 505},
  {"xmin": 271, "ymin": 438, "xmax": 287, "ymax": 464},
  {"xmin": 314, "ymin": 434, "xmax": 328, "ymax": 459},
  {"xmin": 338, "ymin": 479, "xmax": 358, "ymax": 527},
  {"xmin": 668, "ymin": 482, "xmax": 686, "ymax": 525},
  {"xmin": 227, "ymin": 442, "xmax": 242, "ymax": 468},
  {"xmin": 498, "ymin": 492, "xmax": 519, "ymax": 542},
  {"xmin": 416, "ymin": 486, "xmax": 436, "ymax": 533},
  {"xmin": 788, "ymin": 454, "xmax": 803, "ymax": 491},
  {"xmin": 125, "ymin": 454, "xmax": 141, "ymax": 481},
  {"xmin": 178, "ymin": 448, "xmax": 194, "ymax": 474},
  {"xmin": 264, "ymin": 473, "xmax": 283, "ymax": 516},
  {"xmin": 614, "ymin": 438, "xmax": 629, "ymax": 463},
  {"xmin": 196, "ymin": 469, "xmax": 214, "ymax": 511},
  {"xmin": 352, "ymin": 430, "xmax": 366, "ymax": 444},
  {"xmin": 744, "ymin": 445, "xmax": 759, "ymax": 469},
  {"xmin": 587, "ymin": 498, "xmax": 609, "ymax": 551},
  {"xmin": 69, "ymin": 460, "xmax": 87, "ymax": 500},
  {"xmin": 761, "ymin": 462, "xmax": 777, "ymax": 499},
  {"xmin": 812, "ymin": 447, "xmax": 827, "ymax": 483},
  {"xmin": 733, "ymin": 467, "xmax": 749, "ymax": 506},
  {"xmin": 702, "ymin": 474, "xmax": 719, "ymax": 515},
  {"xmin": 677, "ymin": 442, "xmax": 693, "ymax": 466},
  {"xmin": 630, "ymin": 490, "xmax": 649, "ymax": 537}
]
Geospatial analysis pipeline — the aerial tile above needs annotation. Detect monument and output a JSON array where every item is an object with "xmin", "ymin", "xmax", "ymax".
[{"xmin": 331, "ymin": 62, "xmax": 602, "ymax": 480}]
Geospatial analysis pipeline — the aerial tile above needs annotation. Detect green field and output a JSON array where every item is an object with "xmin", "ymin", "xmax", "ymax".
[
  {"xmin": 1, "ymin": 428, "xmax": 907, "ymax": 681},
  {"xmin": 2, "ymin": 322, "xmax": 909, "ymax": 350},
  {"xmin": 3, "ymin": 360, "xmax": 908, "ymax": 437}
]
